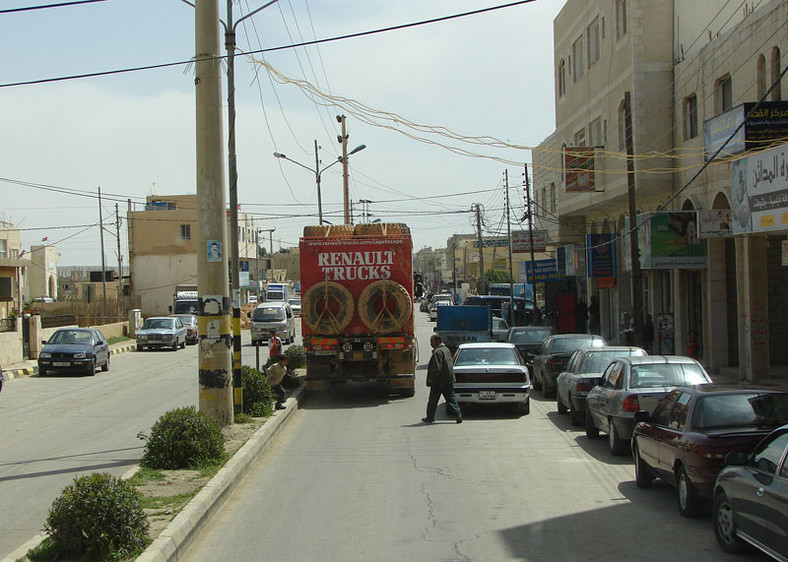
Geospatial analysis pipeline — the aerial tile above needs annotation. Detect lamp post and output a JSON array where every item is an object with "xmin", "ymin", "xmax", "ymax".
[{"xmin": 274, "ymin": 142, "xmax": 365, "ymax": 225}]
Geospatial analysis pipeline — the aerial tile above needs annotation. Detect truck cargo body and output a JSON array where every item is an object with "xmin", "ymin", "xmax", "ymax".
[
  {"xmin": 436, "ymin": 305, "xmax": 494, "ymax": 353},
  {"xmin": 299, "ymin": 225, "xmax": 416, "ymax": 396},
  {"xmin": 172, "ymin": 284, "xmax": 198, "ymax": 315}
]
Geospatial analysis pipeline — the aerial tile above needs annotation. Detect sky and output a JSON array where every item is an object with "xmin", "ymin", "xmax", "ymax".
[{"xmin": 1, "ymin": 0, "xmax": 564, "ymax": 267}]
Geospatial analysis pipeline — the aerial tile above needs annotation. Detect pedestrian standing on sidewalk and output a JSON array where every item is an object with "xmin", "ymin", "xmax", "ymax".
[
  {"xmin": 265, "ymin": 329, "xmax": 283, "ymax": 368},
  {"xmin": 423, "ymin": 334, "xmax": 462, "ymax": 424},
  {"xmin": 265, "ymin": 354, "xmax": 288, "ymax": 410}
]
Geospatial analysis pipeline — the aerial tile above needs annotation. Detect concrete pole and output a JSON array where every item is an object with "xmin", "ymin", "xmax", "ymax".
[
  {"xmin": 98, "ymin": 187, "xmax": 107, "ymax": 324},
  {"xmin": 339, "ymin": 114, "xmax": 350, "ymax": 224},
  {"xmin": 196, "ymin": 0, "xmax": 233, "ymax": 425},
  {"xmin": 315, "ymin": 140, "xmax": 323, "ymax": 225},
  {"xmin": 624, "ymin": 91, "xmax": 643, "ymax": 348}
]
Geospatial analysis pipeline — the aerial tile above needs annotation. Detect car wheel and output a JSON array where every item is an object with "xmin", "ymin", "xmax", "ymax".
[
  {"xmin": 517, "ymin": 397, "xmax": 530, "ymax": 415},
  {"xmin": 676, "ymin": 465, "xmax": 702, "ymax": 517},
  {"xmin": 87, "ymin": 359, "xmax": 96, "ymax": 377},
  {"xmin": 557, "ymin": 394, "xmax": 568, "ymax": 415},
  {"xmin": 102, "ymin": 354, "xmax": 110, "ymax": 372},
  {"xmin": 608, "ymin": 418, "xmax": 628, "ymax": 456},
  {"xmin": 634, "ymin": 444, "xmax": 654, "ymax": 488},
  {"xmin": 585, "ymin": 408, "xmax": 600, "ymax": 439},
  {"xmin": 713, "ymin": 492, "xmax": 747, "ymax": 554},
  {"xmin": 544, "ymin": 381, "xmax": 555, "ymax": 399},
  {"xmin": 137, "ymin": 345, "xmax": 144, "ymax": 352},
  {"xmin": 181, "ymin": 338, "xmax": 186, "ymax": 349},
  {"xmin": 533, "ymin": 370, "xmax": 542, "ymax": 391},
  {"xmin": 172, "ymin": 340, "xmax": 178, "ymax": 351},
  {"xmin": 39, "ymin": 367, "xmax": 47, "ymax": 377},
  {"xmin": 569, "ymin": 400, "xmax": 584, "ymax": 426}
]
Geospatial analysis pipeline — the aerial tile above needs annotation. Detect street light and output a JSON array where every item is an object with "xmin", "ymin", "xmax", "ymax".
[{"xmin": 274, "ymin": 142, "xmax": 366, "ymax": 225}]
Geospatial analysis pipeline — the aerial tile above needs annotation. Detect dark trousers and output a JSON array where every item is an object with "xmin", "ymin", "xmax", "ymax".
[
  {"xmin": 272, "ymin": 384, "xmax": 286, "ymax": 406},
  {"xmin": 426, "ymin": 384, "xmax": 461, "ymax": 421}
]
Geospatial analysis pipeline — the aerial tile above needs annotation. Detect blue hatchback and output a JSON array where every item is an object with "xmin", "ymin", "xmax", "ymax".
[{"xmin": 38, "ymin": 327, "xmax": 110, "ymax": 376}]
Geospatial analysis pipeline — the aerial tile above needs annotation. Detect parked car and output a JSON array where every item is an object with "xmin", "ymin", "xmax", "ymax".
[
  {"xmin": 429, "ymin": 299, "xmax": 454, "ymax": 321},
  {"xmin": 713, "ymin": 424, "xmax": 788, "ymax": 559},
  {"xmin": 288, "ymin": 298, "xmax": 302, "ymax": 316},
  {"xmin": 463, "ymin": 294, "xmax": 536, "ymax": 321},
  {"xmin": 556, "ymin": 346, "xmax": 647, "ymax": 425},
  {"xmin": 38, "ymin": 327, "xmax": 110, "ymax": 376},
  {"xmin": 633, "ymin": 386, "xmax": 788, "ymax": 517},
  {"xmin": 169, "ymin": 313, "xmax": 198, "ymax": 345},
  {"xmin": 453, "ymin": 342, "xmax": 531, "ymax": 414},
  {"xmin": 506, "ymin": 326, "xmax": 556, "ymax": 375},
  {"xmin": 491, "ymin": 316, "xmax": 511, "ymax": 343},
  {"xmin": 136, "ymin": 317, "xmax": 187, "ymax": 351},
  {"xmin": 585, "ymin": 355, "xmax": 712, "ymax": 455},
  {"xmin": 249, "ymin": 301, "xmax": 295, "ymax": 345},
  {"xmin": 532, "ymin": 334, "xmax": 605, "ymax": 397},
  {"xmin": 420, "ymin": 292, "xmax": 435, "ymax": 312}
]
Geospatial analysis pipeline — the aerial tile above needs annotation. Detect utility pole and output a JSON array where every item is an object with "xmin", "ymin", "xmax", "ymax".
[
  {"xmin": 473, "ymin": 203, "xmax": 485, "ymax": 294},
  {"xmin": 338, "ymin": 114, "xmax": 350, "ymax": 224},
  {"xmin": 524, "ymin": 164, "xmax": 538, "ymax": 313},
  {"xmin": 624, "ymin": 91, "xmax": 643, "ymax": 347},
  {"xmin": 314, "ymin": 140, "xmax": 323, "ymax": 225},
  {"xmin": 196, "ymin": 0, "xmax": 233, "ymax": 425},
  {"xmin": 115, "ymin": 203, "xmax": 122, "ymax": 321},
  {"xmin": 505, "ymin": 170, "xmax": 515, "ymax": 326},
  {"xmin": 258, "ymin": 228, "xmax": 276, "ymax": 281},
  {"xmin": 98, "ymin": 187, "xmax": 107, "ymax": 324}
]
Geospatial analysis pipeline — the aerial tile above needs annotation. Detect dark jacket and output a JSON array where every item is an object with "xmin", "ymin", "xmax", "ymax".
[{"xmin": 427, "ymin": 343, "xmax": 455, "ymax": 387}]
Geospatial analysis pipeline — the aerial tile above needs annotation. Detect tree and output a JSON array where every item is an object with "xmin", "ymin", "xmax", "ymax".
[{"xmin": 485, "ymin": 269, "xmax": 511, "ymax": 285}]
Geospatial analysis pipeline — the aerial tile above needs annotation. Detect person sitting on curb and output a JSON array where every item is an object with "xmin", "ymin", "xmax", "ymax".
[
  {"xmin": 265, "ymin": 354, "xmax": 288, "ymax": 410},
  {"xmin": 265, "ymin": 329, "xmax": 283, "ymax": 369}
]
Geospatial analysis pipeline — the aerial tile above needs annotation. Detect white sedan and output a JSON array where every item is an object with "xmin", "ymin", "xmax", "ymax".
[{"xmin": 429, "ymin": 299, "xmax": 454, "ymax": 321}]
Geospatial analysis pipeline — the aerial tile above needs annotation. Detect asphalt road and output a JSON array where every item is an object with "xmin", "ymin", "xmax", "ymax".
[
  {"xmin": 0, "ymin": 330, "xmax": 287, "ymax": 559},
  {"xmin": 183, "ymin": 313, "xmax": 768, "ymax": 562}
]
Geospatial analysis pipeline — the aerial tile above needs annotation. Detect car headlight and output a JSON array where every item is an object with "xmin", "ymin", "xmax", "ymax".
[
  {"xmin": 74, "ymin": 353, "xmax": 86, "ymax": 359},
  {"xmin": 137, "ymin": 334, "xmax": 147, "ymax": 340},
  {"xmin": 39, "ymin": 352, "xmax": 51, "ymax": 359},
  {"xmin": 164, "ymin": 334, "xmax": 173, "ymax": 340}
]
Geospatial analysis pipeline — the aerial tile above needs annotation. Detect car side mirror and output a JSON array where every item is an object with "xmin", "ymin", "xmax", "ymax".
[
  {"xmin": 724, "ymin": 451, "xmax": 747, "ymax": 466},
  {"xmin": 633, "ymin": 411, "xmax": 650, "ymax": 424}
]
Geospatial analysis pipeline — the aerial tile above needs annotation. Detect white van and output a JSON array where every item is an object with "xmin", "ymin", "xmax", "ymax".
[{"xmin": 250, "ymin": 302, "xmax": 296, "ymax": 346}]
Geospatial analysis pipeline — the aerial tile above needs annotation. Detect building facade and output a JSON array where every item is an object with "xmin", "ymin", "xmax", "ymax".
[
  {"xmin": 533, "ymin": 0, "xmax": 787, "ymax": 379},
  {"xmin": 28, "ymin": 244, "xmax": 59, "ymax": 300}
]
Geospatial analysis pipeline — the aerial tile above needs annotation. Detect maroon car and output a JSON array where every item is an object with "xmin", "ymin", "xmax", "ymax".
[{"xmin": 631, "ymin": 385, "xmax": 788, "ymax": 517}]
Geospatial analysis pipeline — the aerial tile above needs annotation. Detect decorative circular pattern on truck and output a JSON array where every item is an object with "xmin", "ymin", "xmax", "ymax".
[
  {"xmin": 358, "ymin": 280, "xmax": 412, "ymax": 333},
  {"xmin": 302, "ymin": 281, "xmax": 355, "ymax": 334}
]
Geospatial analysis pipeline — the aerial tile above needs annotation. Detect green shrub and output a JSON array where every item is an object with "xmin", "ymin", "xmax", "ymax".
[
  {"xmin": 139, "ymin": 406, "xmax": 225, "ymax": 469},
  {"xmin": 33, "ymin": 472, "xmax": 149, "ymax": 561},
  {"xmin": 285, "ymin": 344, "xmax": 306, "ymax": 370},
  {"xmin": 242, "ymin": 365, "xmax": 273, "ymax": 417}
]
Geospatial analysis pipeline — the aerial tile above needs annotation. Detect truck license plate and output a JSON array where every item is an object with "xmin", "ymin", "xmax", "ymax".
[
  {"xmin": 479, "ymin": 391, "xmax": 496, "ymax": 400},
  {"xmin": 54, "ymin": 362, "xmax": 70, "ymax": 367}
]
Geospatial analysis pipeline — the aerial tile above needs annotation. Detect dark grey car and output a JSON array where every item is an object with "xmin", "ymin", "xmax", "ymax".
[
  {"xmin": 585, "ymin": 355, "xmax": 712, "ymax": 455},
  {"xmin": 713, "ymin": 425, "xmax": 788, "ymax": 560},
  {"xmin": 532, "ymin": 334, "xmax": 605, "ymax": 398}
]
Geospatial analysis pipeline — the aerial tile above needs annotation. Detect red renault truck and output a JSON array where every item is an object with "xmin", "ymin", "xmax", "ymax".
[{"xmin": 299, "ymin": 223, "xmax": 416, "ymax": 396}]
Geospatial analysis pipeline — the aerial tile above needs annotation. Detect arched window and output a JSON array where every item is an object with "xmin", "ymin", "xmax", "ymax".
[
  {"xmin": 558, "ymin": 59, "xmax": 566, "ymax": 97},
  {"xmin": 757, "ymin": 54, "xmax": 767, "ymax": 99},
  {"xmin": 771, "ymin": 47, "xmax": 782, "ymax": 100}
]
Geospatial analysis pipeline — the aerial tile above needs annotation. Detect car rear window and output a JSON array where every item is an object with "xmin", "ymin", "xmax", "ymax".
[
  {"xmin": 455, "ymin": 347, "xmax": 518, "ymax": 366},
  {"xmin": 692, "ymin": 392, "xmax": 788, "ymax": 429},
  {"xmin": 629, "ymin": 363, "xmax": 709, "ymax": 388},
  {"xmin": 580, "ymin": 349, "xmax": 645, "ymax": 374},
  {"xmin": 550, "ymin": 337, "xmax": 597, "ymax": 353},
  {"xmin": 253, "ymin": 308, "xmax": 286, "ymax": 321},
  {"xmin": 510, "ymin": 329, "xmax": 553, "ymax": 344}
]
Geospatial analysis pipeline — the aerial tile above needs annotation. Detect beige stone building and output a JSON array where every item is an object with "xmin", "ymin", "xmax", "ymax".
[
  {"xmin": 28, "ymin": 244, "xmax": 59, "ymax": 300},
  {"xmin": 533, "ymin": 0, "xmax": 787, "ymax": 379},
  {"xmin": 128, "ymin": 194, "xmax": 266, "ymax": 316},
  {"xmin": 0, "ymin": 221, "xmax": 30, "ymax": 318}
]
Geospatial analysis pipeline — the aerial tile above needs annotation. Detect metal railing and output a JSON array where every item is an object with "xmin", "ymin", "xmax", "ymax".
[{"xmin": 0, "ymin": 317, "xmax": 16, "ymax": 332}]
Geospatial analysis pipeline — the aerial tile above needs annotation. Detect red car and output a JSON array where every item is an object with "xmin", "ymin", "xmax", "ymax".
[{"xmin": 631, "ymin": 385, "xmax": 788, "ymax": 517}]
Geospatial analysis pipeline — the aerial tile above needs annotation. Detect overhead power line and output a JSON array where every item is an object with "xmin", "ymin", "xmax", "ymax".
[{"xmin": 0, "ymin": 0, "xmax": 107, "ymax": 14}]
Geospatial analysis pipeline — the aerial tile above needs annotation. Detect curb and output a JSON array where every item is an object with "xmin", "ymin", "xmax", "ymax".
[{"xmin": 1, "ymin": 384, "xmax": 305, "ymax": 562}]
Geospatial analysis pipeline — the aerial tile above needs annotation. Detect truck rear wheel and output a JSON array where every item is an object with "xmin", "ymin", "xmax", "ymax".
[
  {"xmin": 302, "ymin": 282, "xmax": 355, "ymax": 335},
  {"xmin": 358, "ymin": 280, "xmax": 412, "ymax": 333}
]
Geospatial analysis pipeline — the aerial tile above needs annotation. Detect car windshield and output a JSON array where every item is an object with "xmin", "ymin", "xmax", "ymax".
[
  {"xmin": 550, "ymin": 337, "xmax": 597, "ymax": 353},
  {"xmin": 455, "ymin": 347, "xmax": 518, "ymax": 366},
  {"xmin": 253, "ymin": 308, "xmax": 285, "ymax": 321},
  {"xmin": 693, "ymin": 392, "xmax": 788, "ymax": 429},
  {"xmin": 580, "ymin": 349, "xmax": 645, "ymax": 373},
  {"xmin": 49, "ymin": 330, "xmax": 92, "ymax": 345},
  {"xmin": 628, "ymin": 363, "xmax": 709, "ymax": 389},
  {"xmin": 510, "ymin": 329, "xmax": 553, "ymax": 344},
  {"xmin": 143, "ymin": 318, "xmax": 174, "ymax": 330},
  {"xmin": 288, "ymin": 299, "xmax": 301, "ymax": 307},
  {"xmin": 173, "ymin": 315, "xmax": 195, "ymax": 326}
]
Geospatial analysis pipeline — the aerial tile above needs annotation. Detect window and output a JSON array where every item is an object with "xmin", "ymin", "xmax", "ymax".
[
  {"xmin": 589, "ymin": 118, "xmax": 603, "ymax": 147},
  {"xmin": 752, "ymin": 431, "xmax": 788, "ymax": 475},
  {"xmin": 587, "ymin": 18, "xmax": 600, "ymax": 66},
  {"xmin": 615, "ymin": 0, "xmax": 627, "ymax": 39},
  {"xmin": 541, "ymin": 187, "xmax": 547, "ymax": 213},
  {"xmin": 574, "ymin": 128, "xmax": 586, "ymax": 146},
  {"xmin": 683, "ymin": 94, "xmax": 698, "ymax": 140},
  {"xmin": 618, "ymin": 101, "xmax": 627, "ymax": 151},
  {"xmin": 771, "ymin": 47, "xmax": 782, "ymax": 101},
  {"xmin": 180, "ymin": 224, "xmax": 191, "ymax": 240},
  {"xmin": 601, "ymin": 16, "xmax": 606, "ymax": 39},
  {"xmin": 667, "ymin": 393, "xmax": 691, "ymax": 430},
  {"xmin": 757, "ymin": 54, "xmax": 767, "ymax": 99},
  {"xmin": 561, "ymin": 143, "xmax": 567, "ymax": 181},
  {"xmin": 558, "ymin": 59, "xmax": 566, "ymax": 97},
  {"xmin": 572, "ymin": 35, "xmax": 585, "ymax": 81},
  {"xmin": 651, "ymin": 389, "xmax": 681, "ymax": 426},
  {"xmin": 549, "ymin": 183, "xmax": 556, "ymax": 213},
  {"xmin": 716, "ymin": 75, "xmax": 733, "ymax": 114},
  {"xmin": 0, "ymin": 239, "xmax": 6, "ymax": 258}
]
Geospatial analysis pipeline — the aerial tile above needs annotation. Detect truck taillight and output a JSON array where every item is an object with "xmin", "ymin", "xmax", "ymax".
[
  {"xmin": 622, "ymin": 395, "xmax": 640, "ymax": 412},
  {"xmin": 310, "ymin": 338, "xmax": 338, "ymax": 351},
  {"xmin": 377, "ymin": 336, "xmax": 409, "ymax": 350}
]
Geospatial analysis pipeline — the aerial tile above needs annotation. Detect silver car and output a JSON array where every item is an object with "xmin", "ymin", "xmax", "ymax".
[
  {"xmin": 136, "ymin": 316, "xmax": 188, "ymax": 351},
  {"xmin": 585, "ymin": 355, "xmax": 712, "ymax": 455},
  {"xmin": 453, "ymin": 342, "xmax": 531, "ymax": 414},
  {"xmin": 556, "ymin": 346, "xmax": 647, "ymax": 425}
]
